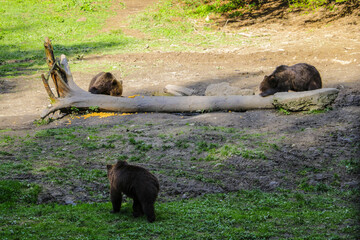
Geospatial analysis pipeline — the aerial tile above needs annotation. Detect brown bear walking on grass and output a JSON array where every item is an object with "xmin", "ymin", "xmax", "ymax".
[
  {"xmin": 106, "ymin": 160, "xmax": 160, "ymax": 223},
  {"xmin": 88, "ymin": 72, "xmax": 123, "ymax": 96}
]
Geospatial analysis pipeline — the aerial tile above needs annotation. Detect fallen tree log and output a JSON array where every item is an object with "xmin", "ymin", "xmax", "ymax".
[
  {"xmin": 40, "ymin": 38, "xmax": 339, "ymax": 119},
  {"xmin": 41, "ymin": 57, "xmax": 275, "ymax": 117}
]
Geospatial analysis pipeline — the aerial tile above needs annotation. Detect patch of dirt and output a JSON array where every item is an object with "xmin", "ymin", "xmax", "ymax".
[
  {"xmin": 3, "ymin": 106, "xmax": 360, "ymax": 205},
  {"xmin": 0, "ymin": 79, "xmax": 16, "ymax": 94},
  {"xmin": 0, "ymin": 0, "xmax": 359, "ymax": 205}
]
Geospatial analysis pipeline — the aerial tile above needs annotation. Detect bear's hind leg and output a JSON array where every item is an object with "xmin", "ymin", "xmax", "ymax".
[
  {"xmin": 132, "ymin": 197, "xmax": 144, "ymax": 218},
  {"xmin": 142, "ymin": 202, "xmax": 156, "ymax": 223}
]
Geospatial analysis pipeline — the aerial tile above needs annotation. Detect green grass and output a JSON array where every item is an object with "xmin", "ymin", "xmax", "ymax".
[
  {"xmin": 0, "ymin": 0, "xmax": 251, "ymax": 77},
  {"xmin": 202, "ymin": 143, "xmax": 267, "ymax": 161},
  {"xmin": 277, "ymin": 107, "xmax": 291, "ymax": 115},
  {"xmin": 341, "ymin": 158, "xmax": 360, "ymax": 173},
  {"xmin": 129, "ymin": 137, "xmax": 153, "ymax": 151},
  {"xmin": 0, "ymin": 122, "xmax": 359, "ymax": 238},
  {"xmin": 0, "ymin": 180, "xmax": 41, "ymax": 204},
  {"xmin": 0, "ymin": 0, "xmax": 138, "ymax": 77},
  {"xmin": 287, "ymin": 0, "xmax": 350, "ymax": 10},
  {"xmin": 129, "ymin": 0, "xmax": 251, "ymax": 51},
  {"xmin": 1, "ymin": 0, "xmax": 357, "ymax": 77},
  {"xmin": 0, "ymin": 183, "xmax": 358, "ymax": 239},
  {"xmin": 1, "ymin": 122, "xmax": 357, "ymax": 202},
  {"xmin": 1, "ymin": 1, "xmax": 359, "ymax": 238},
  {"xmin": 181, "ymin": 0, "xmax": 262, "ymax": 17},
  {"xmin": 306, "ymin": 107, "xmax": 332, "ymax": 114},
  {"xmin": 0, "ymin": 123, "xmax": 334, "ymax": 188},
  {"xmin": 181, "ymin": 0, "xmax": 356, "ymax": 18}
]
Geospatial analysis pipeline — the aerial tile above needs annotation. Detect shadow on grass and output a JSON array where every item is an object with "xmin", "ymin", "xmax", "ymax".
[{"xmin": 0, "ymin": 40, "xmax": 132, "ymax": 78}]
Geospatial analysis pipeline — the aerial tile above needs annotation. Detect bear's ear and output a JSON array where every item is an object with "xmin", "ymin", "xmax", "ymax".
[
  {"xmin": 106, "ymin": 165, "xmax": 113, "ymax": 171},
  {"xmin": 111, "ymin": 79, "xmax": 118, "ymax": 86},
  {"xmin": 268, "ymin": 75, "xmax": 277, "ymax": 86},
  {"xmin": 104, "ymin": 72, "xmax": 113, "ymax": 78},
  {"xmin": 117, "ymin": 160, "xmax": 128, "ymax": 166}
]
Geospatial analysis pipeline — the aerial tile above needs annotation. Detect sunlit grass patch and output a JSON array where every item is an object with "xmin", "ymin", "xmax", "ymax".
[
  {"xmin": 0, "ymin": 189, "xmax": 358, "ymax": 239},
  {"xmin": 129, "ymin": 0, "xmax": 251, "ymax": 51},
  {"xmin": 0, "ymin": 0, "xmax": 138, "ymax": 77}
]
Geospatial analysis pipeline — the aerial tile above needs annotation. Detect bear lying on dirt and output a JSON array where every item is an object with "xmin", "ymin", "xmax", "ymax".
[
  {"xmin": 88, "ymin": 72, "xmax": 123, "ymax": 96},
  {"xmin": 259, "ymin": 63, "xmax": 322, "ymax": 97},
  {"xmin": 106, "ymin": 160, "xmax": 160, "ymax": 223}
]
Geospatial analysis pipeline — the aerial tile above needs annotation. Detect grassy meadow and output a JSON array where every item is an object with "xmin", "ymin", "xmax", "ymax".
[
  {"xmin": 0, "ymin": 0, "xmax": 138, "ymax": 77},
  {"xmin": 1, "ymin": 122, "xmax": 359, "ymax": 239},
  {"xmin": 0, "ymin": 0, "xmax": 359, "ymax": 239},
  {"xmin": 1, "ymin": 184, "xmax": 357, "ymax": 239}
]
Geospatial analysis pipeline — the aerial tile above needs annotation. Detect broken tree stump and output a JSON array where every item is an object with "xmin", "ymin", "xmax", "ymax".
[{"xmin": 40, "ymin": 38, "xmax": 339, "ymax": 119}]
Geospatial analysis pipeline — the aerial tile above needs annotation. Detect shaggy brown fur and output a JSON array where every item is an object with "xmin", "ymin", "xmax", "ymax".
[
  {"xmin": 106, "ymin": 160, "xmax": 160, "ymax": 223},
  {"xmin": 88, "ymin": 72, "xmax": 123, "ymax": 96},
  {"xmin": 260, "ymin": 63, "xmax": 322, "ymax": 97}
]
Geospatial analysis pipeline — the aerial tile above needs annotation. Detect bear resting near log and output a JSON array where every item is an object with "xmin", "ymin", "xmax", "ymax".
[
  {"xmin": 88, "ymin": 72, "xmax": 123, "ymax": 96},
  {"xmin": 259, "ymin": 63, "xmax": 322, "ymax": 97}
]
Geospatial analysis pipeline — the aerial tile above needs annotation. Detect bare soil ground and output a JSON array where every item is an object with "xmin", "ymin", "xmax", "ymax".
[{"xmin": 0, "ymin": 0, "xmax": 359, "ymax": 204}]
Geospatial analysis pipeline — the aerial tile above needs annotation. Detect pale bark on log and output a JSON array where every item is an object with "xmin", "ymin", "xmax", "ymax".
[
  {"xmin": 42, "ymin": 92, "xmax": 275, "ymax": 118},
  {"xmin": 42, "ymin": 55, "xmax": 275, "ymax": 117}
]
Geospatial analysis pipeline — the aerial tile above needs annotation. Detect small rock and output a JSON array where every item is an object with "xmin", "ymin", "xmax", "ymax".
[
  {"xmin": 51, "ymin": 190, "xmax": 62, "ymax": 198},
  {"xmin": 214, "ymin": 163, "xmax": 224, "ymax": 168},
  {"xmin": 269, "ymin": 181, "xmax": 279, "ymax": 189},
  {"xmin": 314, "ymin": 173, "xmax": 326, "ymax": 180},
  {"xmin": 345, "ymin": 94, "xmax": 360, "ymax": 105},
  {"xmin": 64, "ymin": 197, "xmax": 76, "ymax": 205},
  {"xmin": 164, "ymin": 85, "xmax": 194, "ymax": 96},
  {"xmin": 309, "ymin": 179, "xmax": 318, "ymax": 185}
]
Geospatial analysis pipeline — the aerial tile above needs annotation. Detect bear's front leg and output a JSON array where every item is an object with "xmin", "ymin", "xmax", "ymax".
[{"xmin": 110, "ymin": 190, "xmax": 122, "ymax": 213}]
